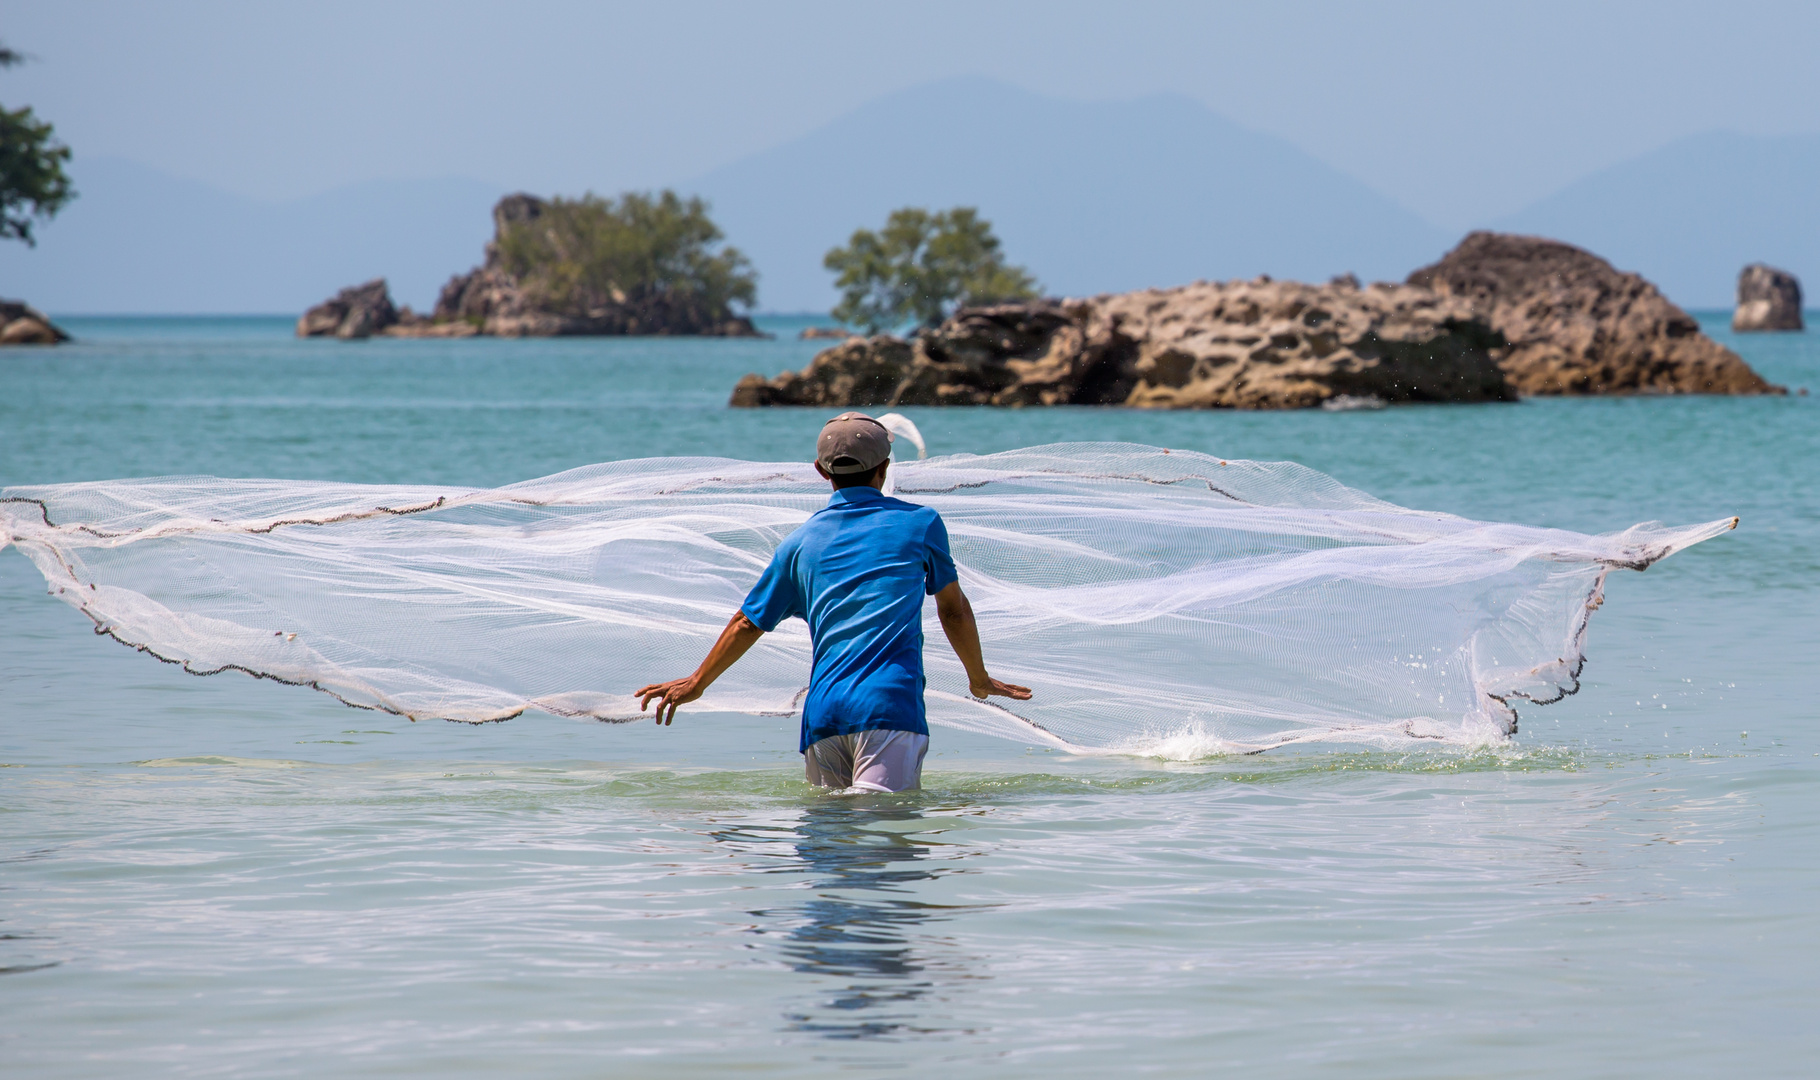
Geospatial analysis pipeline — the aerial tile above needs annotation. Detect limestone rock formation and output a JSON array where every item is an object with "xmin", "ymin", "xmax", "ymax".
[
  {"xmin": 731, "ymin": 279, "xmax": 1515, "ymax": 410},
  {"xmin": 1732, "ymin": 263, "xmax": 1803, "ymax": 332},
  {"xmin": 799, "ymin": 326, "xmax": 856, "ymax": 340},
  {"xmin": 0, "ymin": 299, "xmax": 69, "ymax": 345},
  {"xmin": 417, "ymin": 192, "xmax": 762, "ymax": 337},
  {"xmin": 301, "ymin": 194, "xmax": 762, "ymax": 340},
  {"xmin": 734, "ymin": 335, "xmax": 918, "ymax": 407},
  {"xmin": 296, "ymin": 279, "xmax": 399, "ymax": 339},
  {"xmin": 419, "ymin": 194, "xmax": 571, "ymax": 338},
  {"xmin": 424, "ymin": 262, "xmax": 759, "ymax": 338},
  {"xmin": 1409, "ymin": 232, "xmax": 1783, "ymax": 395}
]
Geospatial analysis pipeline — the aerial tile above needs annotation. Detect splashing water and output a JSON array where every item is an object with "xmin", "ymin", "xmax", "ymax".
[{"xmin": 0, "ymin": 444, "xmax": 1733, "ymax": 755}]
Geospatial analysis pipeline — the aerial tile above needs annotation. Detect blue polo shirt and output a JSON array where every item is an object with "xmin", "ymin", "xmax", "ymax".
[{"xmin": 740, "ymin": 486, "xmax": 959, "ymax": 752}]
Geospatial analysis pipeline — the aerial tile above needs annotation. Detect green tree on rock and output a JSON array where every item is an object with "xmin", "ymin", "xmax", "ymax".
[
  {"xmin": 824, "ymin": 207, "xmax": 1038, "ymax": 333},
  {"xmin": 0, "ymin": 42, "xmax": 74, "ymax": 246},
  {"xmin": 494, "ymin": 190, "xmax": 756, "ymax": 323}
]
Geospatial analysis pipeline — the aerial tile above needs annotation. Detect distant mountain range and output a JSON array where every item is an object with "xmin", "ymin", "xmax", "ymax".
[
  {"xmin": 690, "ymin": 78, "xmax": 1453, "ymax": 312},
  {"xmin": 2, "ymin": 79, "xmax": 1814, "ymax": 315},
  {"xmin": 1492, "ymin": 130, "xmax": 1820, "ymax": 308}
]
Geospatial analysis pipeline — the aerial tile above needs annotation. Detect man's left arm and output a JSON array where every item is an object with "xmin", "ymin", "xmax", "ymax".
[
  {"xmin": 934, "ymin": 582, "xmax": 1031, "ymax": 701},
  {"xmin": 923, "ymin": 513, "xmax": 1030, "ymax": 702}
]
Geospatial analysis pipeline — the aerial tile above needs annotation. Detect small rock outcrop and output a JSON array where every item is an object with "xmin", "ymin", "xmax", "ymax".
[
  {"xmin": 296, "ymin": 278, "xmax": 399, "ymax": 339},
  {"xmin": 0, "ymin": 299, "xmax": 69, "ymax": 345},
  {"xmin": 1733, "ymin": 264, "xmax": 1803, "ymax": 332},
  {"xmin": 1409, "ymin": 232, "xmax": 1783, "ymax": 395},
  {"xmin": 799, "ymin": 326, "xmax": 856, "ymax": 340},
  {"xmin": 731, "ymin": 279, "xmax": 1516, "ymax": 410},
  {"xmin": 300, "ymin": 194, "xmax": 762, "ymax": 340}
]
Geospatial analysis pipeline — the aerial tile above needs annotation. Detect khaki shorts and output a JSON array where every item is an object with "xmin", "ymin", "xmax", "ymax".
[{"xmin": 803, "ymin": 729, "xmax": 929, "ymax": 793}]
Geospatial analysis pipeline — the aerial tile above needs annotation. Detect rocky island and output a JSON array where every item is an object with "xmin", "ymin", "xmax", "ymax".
[
  {"xmin": 0, "ymin": 298, "xmax": 69, "ymax": 345},
  {"xmin": 1732, "ymin": 263, "xmax": 1803, "ymax": 333},
  {"xmin": 1409, "ymin": 233, "xmax": 1781, "ymax": 395},
  {"xmin": 733, "ymin": 277, "xmax": 1513, "ymax": 409},
  {"xmin": 733, "ymin": 233, "xmax": 1782, "ymax": 409},
  {"xmin": 295, "ymin": 279, "xmax": 398, "ymax": 340},
  {"xmin": 300, "ymin": 192, "xmax": 761, "ymax": 340}
]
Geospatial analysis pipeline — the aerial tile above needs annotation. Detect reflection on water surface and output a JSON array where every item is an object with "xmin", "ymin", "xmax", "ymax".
[{"xmin": 718, "ymin": 800, "xmax": 984, "ymax": 1040}]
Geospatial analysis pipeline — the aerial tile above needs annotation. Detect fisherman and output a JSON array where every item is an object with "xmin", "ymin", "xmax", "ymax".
[{"xmin": 636, "ymin": 412, "xmax": 1031, "ymax": 793}]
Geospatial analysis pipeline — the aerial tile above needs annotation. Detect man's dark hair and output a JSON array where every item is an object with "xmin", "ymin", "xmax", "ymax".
[{"xmin": 828, "ymin": 462, "xmax": 887, "ymax": 489}]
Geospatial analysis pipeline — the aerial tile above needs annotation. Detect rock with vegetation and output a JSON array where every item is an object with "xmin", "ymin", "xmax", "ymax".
[
  {"xmin": 1409, "ymin": 232, "xmax": 1783, "ymax": 395},
  {"xmin": 731, "ymin": 278, "xmax": 1515, "ymax": 409},
  {"xmin": 1732, "ymin": 263, "xmax": 1804, "ymax": 332},
  {"xmin": 296, "ymin": 278, "xmax": 398, "ymax": 339},
  {"xmin": 824, "ymin": 206, "xmax": 1038, "ymax": 333},
  {"xmin": 426, "ymin": 191, "xmax": 758, "ymax": 337},
  {"xmin": 0, "ymin": 298, "xmax": 68, "ymax": 344},
  {"xmin": 302, "ymin": 191, "xmax": 762, "ymax": 340}
]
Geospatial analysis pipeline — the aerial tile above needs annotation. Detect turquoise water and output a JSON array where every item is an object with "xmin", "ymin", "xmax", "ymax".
[{"xmin": 2, "ymin": 315, "xmax": 1816, "ymax": 1076}]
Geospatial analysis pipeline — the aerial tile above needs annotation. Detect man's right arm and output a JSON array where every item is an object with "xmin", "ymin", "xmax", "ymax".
[
  {"xmin": 636, "ymin": 612, "xmax": 765, "ymax": 725},
  {"xmin": 637, "ymin": 539, "xmax": 798, "ymax": 726},
  {"xmin": 934, "ymin": 581, "xmax": 1032, "ymax": 702}
]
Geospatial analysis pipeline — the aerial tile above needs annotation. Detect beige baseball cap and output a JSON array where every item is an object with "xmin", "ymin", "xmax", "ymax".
[{"xmin": 816, "ymin": 411, "xmax": 893, "ymax": 475}]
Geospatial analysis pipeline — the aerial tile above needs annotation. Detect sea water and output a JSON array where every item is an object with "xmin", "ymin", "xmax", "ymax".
[{"xmin": 1, "ymin": 315, "xmax": 1815, "ymax": 1077}]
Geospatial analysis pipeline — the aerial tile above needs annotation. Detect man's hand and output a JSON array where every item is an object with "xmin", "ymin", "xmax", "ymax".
[
  {"xmin": 936, "ymin": 581, "xmax": 1033, "ymax": 705},
  {"xmin": 969, "ymin": 675, "xmax": 1032, "ymax": 701},
  {"xmin": 635, "ymin": 612, "xmax": 765, "ymax": 727},
  {"xmin": 636, "ymin": 677, "xmax": 702, "ymax": 725}
]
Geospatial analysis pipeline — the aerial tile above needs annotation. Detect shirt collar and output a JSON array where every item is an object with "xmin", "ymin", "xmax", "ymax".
[{"xmin": 828, "ymin": 485, "xmax": 886, "ymax": 506}]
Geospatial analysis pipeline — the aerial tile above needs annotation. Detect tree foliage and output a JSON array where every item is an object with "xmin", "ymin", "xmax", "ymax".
[
  {"xmin": 0, "ymin": 41, "xmax": 74, "ymax": 246},
  {"xmin": 494, "ymin": 190, "xmax": 756, "ymax": 319},
  {"xmin": 823, "ymin": 206, "xmax": 1038, "ymax": 333}
]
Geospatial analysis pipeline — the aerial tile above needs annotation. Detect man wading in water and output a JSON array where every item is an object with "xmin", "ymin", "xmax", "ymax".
[{"xmin": 637, "ymin": 412, "xmax": 1031, "ymax": 793}]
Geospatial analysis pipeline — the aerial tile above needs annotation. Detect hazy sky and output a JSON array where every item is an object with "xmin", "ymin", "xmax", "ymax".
[{"xmin": 5, "ymin": 0, "xmax": 1819, "ymax": 229}]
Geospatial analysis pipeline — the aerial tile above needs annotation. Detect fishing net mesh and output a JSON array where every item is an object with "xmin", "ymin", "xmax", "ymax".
[{"xmin": 1, "ymin": 444, "xmax": 1733, "ymax": 754}]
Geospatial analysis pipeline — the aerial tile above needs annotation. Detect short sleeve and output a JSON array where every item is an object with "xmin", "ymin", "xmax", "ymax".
[
  {"xmin": 740, "ymin": 542, "xmax": 804, "ymax": 631},
  {"xmin": 923, "ymin": 512, "xmax": 959, "ymax": 596}
]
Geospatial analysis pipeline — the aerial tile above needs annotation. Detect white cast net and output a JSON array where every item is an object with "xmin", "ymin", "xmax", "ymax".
[{"xmin": 0, "ymin": 443, "xmax": 1734, "ymax": 755}]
